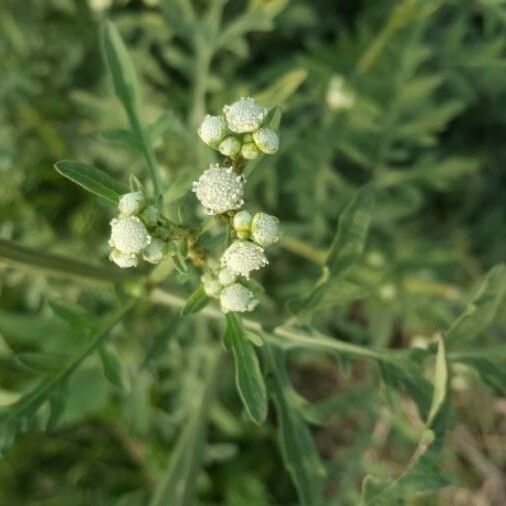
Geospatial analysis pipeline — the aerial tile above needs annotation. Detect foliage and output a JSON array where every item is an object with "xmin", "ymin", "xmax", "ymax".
[{"xmin": 0, "ymin": 1, "xmax": 505, "ymax": 505}]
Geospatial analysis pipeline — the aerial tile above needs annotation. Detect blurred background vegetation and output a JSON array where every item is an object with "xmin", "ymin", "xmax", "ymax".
[{"xmin": 0, "ymin": 0, "xmax": 505, "ymax": 504}]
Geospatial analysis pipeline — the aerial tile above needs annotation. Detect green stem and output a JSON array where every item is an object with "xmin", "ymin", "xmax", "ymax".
[{"xmin": 0, "ymin": 239, "xmax": 143, "ymax": 283}]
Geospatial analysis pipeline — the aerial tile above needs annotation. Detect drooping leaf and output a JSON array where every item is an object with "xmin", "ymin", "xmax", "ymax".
[
  {"xmin": 224, "ymin": 314, "xmax": 267, "ymax": 424},
  {"xmin": 181, "ymin": 286, "xmax": 211, "ymax": 316},
  {"xmin": 54, "ymin": 160, "xmax": 127, "ymax": 204}
]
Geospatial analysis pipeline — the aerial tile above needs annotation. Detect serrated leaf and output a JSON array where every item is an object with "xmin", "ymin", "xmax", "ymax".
[
  {"xmin": 267, "ymin": 346, "xmax": 325, "ymax": 506},
  {"xmin": 54, "ymin": 160, "xmax": 127, "ymax": 204},
  {"xmin": 100, "ymin": 21, "xmax": 140, "ymax": 112},
  {"xmin": 181, "ymin": 286, "xmax": 211, "ymax": 316},
  {"xmin": 224, "ymin": 314, "xmax": 267, "ymax": 424},
  {"xmin": 446, "ymin": 264, "xmax": 506, "ymax": 347}
]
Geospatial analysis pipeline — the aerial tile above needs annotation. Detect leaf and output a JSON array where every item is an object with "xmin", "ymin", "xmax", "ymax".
[
  {"xmin": 181, "ymin": 286, "xmax": 211, "ymax": 316},
  {"xmin": 293, "ymin": 186, "xmax": 375, "ymax": 318},
  {"xmin": 99, "ymin": 344, "xmax": 129, "ymax": 391},
  {"xmin": 149, "ymin": 349, "xmax": 221, "ymax": 506},
  {"xmin": 48, "ymin": 299, "xmax": 94, "ymax": 331},
  {"xmin": 267, "ymin": 346, "xmax": 325, "ymax": 506},
  {"xmin": 445, "ymin": 264, "xmax": 506, "ymax": 347},
  {"xmin": 326, "ymin": 185, "xmax": 376, "ymax": 276},
  {"xmin": 0, "ymin": 300, "xmax": 134, "ymax": 456},
  {"xmin": 0, "ymin": 239, "xmax": 141, "ymax": 283},
  {"xmin": 254, "ymin": 68, "xmax": 308, "ymax": 108},
  {"xmin": 360, "ymin": 338, "xmax": 451, "ymax": 505},
  {"xmin": 224, "ymin": 314, "xmax": 267, "ymax": 425},
  {"xmin": 15, "ymin": 352, "xmax": 67, "ymax": 374},
  {"xmin": 100, "ymin": 21, "xmax": 140, "ymax": 112},
  {"xmin": 147, "ymin": 111, "xmax": 173, "ymax": 144},
  {"xmin": 54, "ymin": 160, "xmax": 127, "ymax": 204},
  {"xmin": 99, "ymin": 128, "xmax": 141, "ymax": 150}
]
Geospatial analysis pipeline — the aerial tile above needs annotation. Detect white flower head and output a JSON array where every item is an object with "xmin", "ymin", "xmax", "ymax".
[
  {"xmin": 251, "ymin": 212, "xmax": 280, "ymax": 247},
  {"xmin": 218, "ymin": 136, "xmax": 242, "ymax": 157},
  {"xmin": 201, "ymin": 272, "xmax": 222, "ymax": 298},
  {"xmin": 109, "ymin": 249, "xmax": 138, "ymax": 269},
  {"xmin": 218, "ymin": 267, "xmax": 237, "ymax": 287},
  {"xmin": 118, "ymin": 191, "xmax": 145, "ymax": 216},
  {"xmin": 253, "ymin": 128, "xmax": 279, "ymax": 154},
  {"xmin": 221, "ymin": 240, "xmax": 268, "ymax": 278},
  {"xmin": 223, "ymin": 97, "xmax": 267, "ymax": 133},
  {"xmin": 241, "ymin": 142, "xmax": 260, "ymax": 160},
  {"xmin": 192, "ymin": 164, "xmax": 245, "ymax": 215},
  {"xmin": 233, "ymin": 210, "xmax": 252, "ymax": 239},
  {"xmin": 220, "ymin": 283, "xmax": 259, "ymax": 313},
  {"xmin": 143, "ymin": 238, "xmax": 166, "ymax": 264},
  {"xmin": 109, "ymin": 216, "xmax": 151, "ymax": 255},
  {"xmin": 198, "ymin": 114, "xmax": 227, "ymax": 146}
]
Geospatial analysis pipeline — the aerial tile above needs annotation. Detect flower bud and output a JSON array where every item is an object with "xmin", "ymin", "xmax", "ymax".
[
  {"xmin": 197, "ymin": 114, "xmax": 227, "ymax": 146},
  {"xmin": 223, "ymin": 97, "xmax": 267, "ymax": 134},
  {"xmin": 233, "ymin": 210, "xmax": 252, "ymax": 239},
  {"xmin": 141, "ymin": 205, "xmax": 159, "ymax": 227},
  {"xmin": 218, "ymin": 267, "xmax": 237, "ymax": 287},
  {"xmin": 109, "ymin": 216, "xmax": 151, "ymax": 255},
  {"xmin": 201, "ymin": 272, "xmax": 222, "ymax": 298},
  {"xmin": 241, "ymin": 142, "xmax": 260, "ymax": 160},
  {"xmin": 142, "ymin": 238, "xmax": 167, "ymax": 264},
  {"xmin": 109, "ymin": 249, "xmax": 138, "ymax": 269},
  {"xmin": 220, "ymin": 283, "xmax": 259, "ymax": 313},
  {"xmin": 251, "ymin": 212, "xmax": 279, "ymax": 247},
  {"xmin": 218, "ymin": 136, "xmax": 242, "ymax": 157},
  {"xmin": 118, "ymin": 191, "xmax": 145, "ymax": 216},
  {"xmin": 192, "ymin": 164, "xmax": 245, "ymax": 215},
  {"xmin": 253, "ymin": 128, "xmax": 279, "ymax": 154},
  {"xmin": 221, "ymin": 240, "xmax": 268, "ymax": 278},
  {"xmin": 326, "ymin": 75, "xmax": 354, "ymax": 111}
]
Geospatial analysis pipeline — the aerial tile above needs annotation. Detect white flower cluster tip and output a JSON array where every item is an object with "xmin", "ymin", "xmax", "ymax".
[
  {"xmin": 194, "ymin": 96, "xmax": 282, "ymax": 314},
  {"xmin": 108, "ymin": 191, "xmax": 167, "ymax": 268},
  {"xmin": 197, "ymin": 97, "xmax": 279, "ymax": 160}
]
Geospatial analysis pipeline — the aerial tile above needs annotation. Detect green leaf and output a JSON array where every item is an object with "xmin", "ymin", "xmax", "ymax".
[
  {"xmin": 446, "ymin": 264, "xmax": 506, "ymax": 347},
  {"xmin": 254, "ymin": 68, "xmax": 308, "ymax": 108},
  {"xmin": 267, "ymin": 346, "xmax": 325, "ymax": 506},
  {"xmin": 224, "ymin": 314, "xmax": 268, "ymax": 425},
  {"xmin": 15, "ymin": 352, "xmax": 67, "ymax": 374},
  {"xmin": 149, "ymin": 349, "xmax": 221, "ymax": 506},
  {"xmin": 0, "ymin": 239, "xmax": 141, "ymax": 283},
  {"xmin": 99, "ymin": 344, "xmax": 129, "ymax": 391},
  {"xmin": 147, "ymin": 111, "xmax": 173, "ymax": 144},
  {"xmin": 54, "ymin": 160, "xmax": 127, "ymax": 204},
  {"xmin": 0, "ymin": 300, "xmax": 134, "ymax": 455},
  {"xmin": 361, "ymin": 338, "xmax": 451, "ymax": 505},
  {"xmin": 181, "ymin": 286, "xmax": 211, "ymax": 316},
  {"xmin": 100, "ymin": 21, "xmax": 140, "ymax": 112},
  {"xmin": 327, "ymin": 185, "xmax": 376, "ymax": 276},
  {"xmin": 99, "ymin": 128, "xmax": 141, "ymax": 150}
]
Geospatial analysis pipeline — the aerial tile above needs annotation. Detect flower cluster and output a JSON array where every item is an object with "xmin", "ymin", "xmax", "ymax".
[
  {"xmin": 197, "ymin": 97, "xmax": 279, "ymax": 160},
  {"xmin": 108, "ymin": 191, "xmax": 168, "ymax": 268},
  {"xmin": 194, "ymin": 97, "xmax": 280, "ymax": 314}
]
